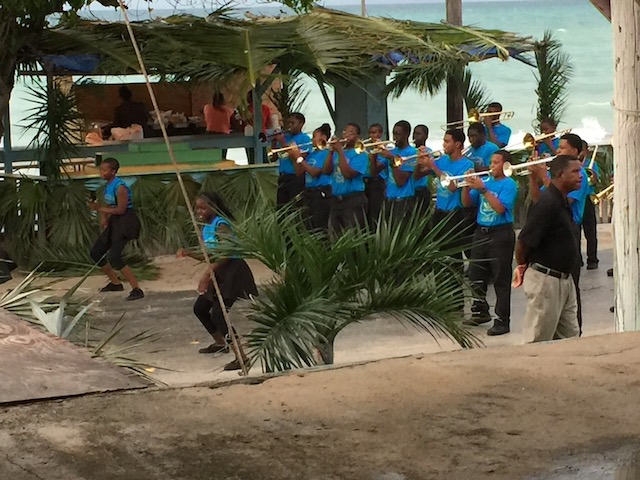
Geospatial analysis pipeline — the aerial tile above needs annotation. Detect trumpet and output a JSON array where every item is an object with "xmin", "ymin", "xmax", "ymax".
[
  {"xmin": 323, "ymin": 137, "xmax": 369, "ymax": 154},
  {"xmin": 362, "ymin": 140, "xmax": 395, "ymax": 154},
  {"xmin": 267, "ymin": 141, "xmax": 313, "ymax": 157},
  {"xmin": 591, "ymin": 183, "xmax": 614, "ymax": 205},
  {"xmin": 503, "ymin": 156, "xmax": 556, "ymax": 177},
  {"xmin": 440, "ymin": 170, "xmax": 491, "ymax": 188},
  {"xmin": 521, "ymin": 129, "xmax": 572, "ymax": 151},
  {"xmin": 442, "ymin": 108, "xmax": 514, "ymax": 130},
  {"xmin": 392, "ymin": 149, "xmax": 442, "ymax": 168}
]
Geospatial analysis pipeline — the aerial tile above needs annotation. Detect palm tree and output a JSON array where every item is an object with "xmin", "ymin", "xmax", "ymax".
[{"xmin": 215, "ymin": 205, "xmax": 478, "ymax": 372}]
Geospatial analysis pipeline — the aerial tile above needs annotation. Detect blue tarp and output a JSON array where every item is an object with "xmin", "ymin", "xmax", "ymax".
[{"xmin": 42, "ymin": 54, "xmax": 101, "ymax": 74}]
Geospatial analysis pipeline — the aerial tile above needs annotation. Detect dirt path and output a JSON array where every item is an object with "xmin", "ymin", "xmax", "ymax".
[{"xmin": 1, "ymin": 332, "xmax": 640, "ymax": 480}]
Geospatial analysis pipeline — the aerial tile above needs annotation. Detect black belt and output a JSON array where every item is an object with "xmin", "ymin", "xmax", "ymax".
[
  {"xmin": 279, "ymin": 173, "xmax": 297, "ymax": 178},
  {"xmin": 364, "ymin": 176, "xmax": 384, "ymax": 183},
  {"xmin": 530, "ymin": 262, "xmax": 571, "ymax": 280},
  {"xmin": 333, "ymin": 191, "xmax": 364, "ymax": 202},
  {"xmin": 477, "ymin": 223, "xmax": 513, "ymax": 234},
  {"xmin": 386, "ymin": 197, "xmax": 412, "ymax": 203}
]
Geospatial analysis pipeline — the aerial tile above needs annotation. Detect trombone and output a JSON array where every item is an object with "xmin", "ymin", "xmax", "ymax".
[
  {"xmin": 503, "ymin": 156, "xmax": 556, "ymax": 177},
  {"xmin": 520, "ymin": 129, "xmax": 572, "ymax": 151},
  {"xmin": 584, "ymin": 144, "xmax": 599, "ymax": 186},
  {"xmin": 591, "ymin": 183, "xmax": 613, "ymax": 205},
  {"xmin": 440, "ymin": 170, "xmax": 491, "ymax": 188},
  {"xmin": 442, "ymin": 108, "xmax": 514, "ymax": 130}
]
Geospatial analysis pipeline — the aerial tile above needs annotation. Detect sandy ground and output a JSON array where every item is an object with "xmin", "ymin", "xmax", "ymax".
[{"xmin": 1, "ymin": 332, "xmax": 640, "ymax": 480}]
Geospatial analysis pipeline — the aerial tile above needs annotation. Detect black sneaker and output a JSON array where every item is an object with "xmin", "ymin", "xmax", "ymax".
[
  {"xmin": 198, "ymin": 343, "xmax": 229, "ymax": 354},
  {"xmin": 607, "ymin": 268, "xmax": 614, "ymax": 277},
  {"xmin": 100, "ymin": 282, "xmax": 124, "ymax": 292},
  {"xmin": 126, "ymin": 288, "xmax": 144, "ymax": 301},
  {"xmin": 487, "ymin": 322, "xmax": 510, "ymax": 336},
  {"xmin": 223, "ymin": 358, "xmax": 249, "ymax": 371},
  {"xmin": 463, "ymin": 314, "xmax": 491, "ymax": 326},
  {"xmin": 586, "ymin": 262, "xmax": 599, "ymax": 270}
]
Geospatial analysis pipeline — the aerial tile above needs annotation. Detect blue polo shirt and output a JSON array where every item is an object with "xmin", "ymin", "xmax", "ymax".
[
  {"xmin": 537, "ymin": 138, "xmax": 559, "ymax": 157},
  {"xmin": 568, "ymin": 167, "xmax": 590, "ymax": 224},
  {"xmin": 469, "ymin": 177, "xmax": 518, "ymax": 226},
  {"xmin": 383, "ymin": 145, "xmax": 416, "ymax": 199},
  {"xmin": 278, "ymin": 131, "xmax": 312, "ymax": 175},
  {"xmin": 435, "ymin": 155, "xmax": 475, "ymax": 211},
  {"xmin": 485, "ymin": 124, "xmax": 511, "ymax": 147},
  {"xmin": 465, "ymin": 141, "xmax": 499, "ymax": 168},
  {"xmin": 414, "ymin": 146, "xmax": 433, "ymax": 189},
  {"xmin": 104, "ymin": 177, "xmax": 133, "ymax": 209},
  {"xmin": 305, "ymin": 149, "xmax": 332, "ymax": 188},
  {"xmin": 331, "ymin": 149, "xmax": 368, "ymax": 197}
]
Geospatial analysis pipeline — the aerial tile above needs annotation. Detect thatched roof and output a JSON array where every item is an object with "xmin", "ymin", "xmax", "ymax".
[{"xmin": 32, "ymin": 7, "xmax": 535, "ymax": 95}]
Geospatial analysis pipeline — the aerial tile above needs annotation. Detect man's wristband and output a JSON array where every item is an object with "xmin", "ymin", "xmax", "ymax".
[{"xmin": 479, "ymin": 187, "xmax": 488, "ymax": 194}]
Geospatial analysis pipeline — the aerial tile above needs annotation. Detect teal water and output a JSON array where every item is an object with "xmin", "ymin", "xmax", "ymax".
[{"xmin": 5, "ymin": 0, "xmax": 613, "ymax": 152}]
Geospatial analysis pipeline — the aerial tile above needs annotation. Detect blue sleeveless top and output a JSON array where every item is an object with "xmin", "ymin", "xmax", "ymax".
[
  {"xmin": 202, "ymin": 216, "xmax": 231, "ymax": 250},
  {"xmin": 104, "ymin": 177, "xmax": 133, "ymax": 209}
]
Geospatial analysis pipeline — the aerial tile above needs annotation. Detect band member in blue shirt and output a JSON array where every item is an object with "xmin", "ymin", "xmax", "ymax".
[
  {"xmin": 466, "ymin": 123, "xmax": 499, "ymax": 169},
  {"xmin": 537, "ymin": 118, "xmax": 560, "ymax": 156},
  {"xmin": 376, "ymin": 120, "xmax": 416, "ymax": 220},
  {"xmin": 580, "ymin": 140, "xmax": 600, "ymax": 270},
  {"xmin": 483, "ymin": 102, "xmax": 511, "ymax": 148},
  {"xmin": 412, "ymin": 124, "xmax": 432, "ymax": 214},
  {"xmin": 418, "ymin": 129, "xmax": 476, "ymax": 264},
  {"xmin": 461, "ymin": 150, "xmax": 518, "ymax": 336},
  {"xmin": 529, "ymin": 133, "xmax": 587, "ymax": 334},
  {"xmin": 296, "ymin": 123, "xmax": 333, "ymax": 232},
  {"xmin": 364, "ymin": 122, "xmax": 386, "ymax": 229},
  {"xmin": 323, "ymin": 123, "xmax": 369, "ymax": 238},
  {"xmin": 272, "ymin": 112, "xmax": 311, "ymax": 207},
  {"xmin": 88, "ymin": 157, "xmax": 143, "ymax": 301}
]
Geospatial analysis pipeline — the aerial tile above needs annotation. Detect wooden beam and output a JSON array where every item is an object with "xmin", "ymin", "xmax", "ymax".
[
  {"xmin": 589, "ymin": 0, "xmax": 611, "ymax": 21},
  {"xmin": 612, "ymin": 1, "xmax": 640, "ymax": 330},
  {"xmin": 446, "ymin": 0, "xmax": 464, "ymax": 126}
]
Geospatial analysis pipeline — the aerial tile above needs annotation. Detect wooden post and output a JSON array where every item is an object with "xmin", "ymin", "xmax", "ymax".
[
  {"xmin": 611, "ymin": 1, "xmax": 640, "ymax": 332},
  {"xmin": 446, "ymin": 0, "xmax": 464, "ymax": 126},
  {"xmin": 2, "ymin": 109, "xmax": 13, "ymax": 174},
  {"xmin": 361, "ymin": 0, "xmax": 367, "ymax": 17}
]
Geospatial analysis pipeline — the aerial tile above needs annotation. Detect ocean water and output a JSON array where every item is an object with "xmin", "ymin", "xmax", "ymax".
[{"xmin": 5, "ymin": 0, "xmax": 613, "ymax": 154}]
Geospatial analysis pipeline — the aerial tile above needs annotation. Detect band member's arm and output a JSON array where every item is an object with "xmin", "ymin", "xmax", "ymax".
[
  {"xmin": 89, "ymin": 185, "xmax": 128, "ymax": 216},
  {"xmin": 369, "ymin": 153, "xmax": 385, "ymax": 176},
  {"xmin": 378, "ymin": 150, "xmax": 410, "ymax": 187},
  {"xmin": 514, "ymin": 239, "xmax": 530, "ymax": 266},
  {"xmin": 483, "ymin": 118, "xmax": 505, "ymax": 148},
  {"xmin": 300, "ymin": 159, "xmax": 323, "ymax": 178},
  {"xmin": 461, "ymin": 185, "xmax": 474, "ymax": 208},
  {"xmin": 465, "ymin": 174, "xmax": 506, "ymax": 213},
  {"xmin": 321, "ymin": 150, "xmax": 334, "ymax": 175},
  {"xmin": 414, "ymin": 147, "xmax": 431, "ymax": 180},
  {"xmin": 335, "ymin": 143, "xmax": 360, "ymax": 179},
  {"xmin": 543, "ymin": 138, "xmax": 557, "ymax": 155}
]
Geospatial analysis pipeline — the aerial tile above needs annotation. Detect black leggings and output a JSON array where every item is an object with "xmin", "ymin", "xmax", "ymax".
[{"xmin": 193, "ymin": 295, "xmax": 235, "ymax": 338}]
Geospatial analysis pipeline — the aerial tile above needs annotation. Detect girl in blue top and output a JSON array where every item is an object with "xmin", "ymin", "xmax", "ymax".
[
  {"xmin": 177, "ymin": 192, "xmax": 257, "ymax": 371},
  {"xmin": 296, "ymin": 123, "xmax": 333, "ymax": 232},
  {"xmin": 88, "ymin": 157, "xmax": 143, "ymax": 301}
]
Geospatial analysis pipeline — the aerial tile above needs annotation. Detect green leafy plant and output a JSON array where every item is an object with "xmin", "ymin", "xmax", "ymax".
[
  {"xmin": 216, "ymin": 204, "xmax": 479, "ymax": 372},
  {"xmin": 268, "ymin": 70, "xmax": 310, "ymax": 120},
  {"xmin": 460, "ymin": 66, "xmax": 492, "ymax": 113},
  {"xmin": 533, "ymin": 31, "xmax": 574, "ymax": 128}
]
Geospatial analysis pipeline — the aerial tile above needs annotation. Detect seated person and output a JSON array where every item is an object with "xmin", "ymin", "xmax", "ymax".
[{"xmin": 112, "ymin": 86, "xmax": 150, "ymax": 137}]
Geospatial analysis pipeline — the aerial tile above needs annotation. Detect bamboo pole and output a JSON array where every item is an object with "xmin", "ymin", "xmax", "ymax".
[
  {"xmin": 611, "ymin": 1, "xmax": 640, "ymax": 332},
  {"xmin": 116, "ymin": 0, "xmax": 249, "ymax": 375},
  {"xmin": 446, "ymin": 0, "xmax": 464, "ymax": 126}
]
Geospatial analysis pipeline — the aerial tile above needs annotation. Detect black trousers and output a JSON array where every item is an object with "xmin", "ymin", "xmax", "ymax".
[
  {"xmin": 414, "ymin": 187, "xmax": 431, "ymax": 215},
  {"xmin": 571, "ymin": 223, "xmax": 583, "ymax": 334},
  {"xmin": 193, "ymin": 295, "xmax": 234, "ymax": 338},
  {"xmin": 384, "ymin": 197, "xmax": 415, "ymax": 228},
  {"xmin": 364, "ymin": 176, "xmax": 386, "ymax": 230},
  {"xmin": 89, "ymin": 210, "xmax": 141, "ymax": 270},
  {"xmin": 581, "ymin": 199, "xmax": 598, "ymax": 264},
  {"xmin": 303, "ymin": 186, "xmax": 332, "ymax": 232},
  {"xmin": 467, "ymin": 225, "xmax": 516, "ymax": 323},
  {"xmin": 433, "ymin": 208, "xmax": 476, "ymax": 263},
  {"xmin": 277, "ymin": 173, "xmax": 305, "ymax": 208},
  {"xmin": 329, "ymin": 192, "xmax": 368, "ymax": 238}
]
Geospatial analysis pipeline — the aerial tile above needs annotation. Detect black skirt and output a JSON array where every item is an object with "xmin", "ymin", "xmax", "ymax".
[{"xmin": 206, "ymin": 258, "xmax": 258, "ymax": 303}]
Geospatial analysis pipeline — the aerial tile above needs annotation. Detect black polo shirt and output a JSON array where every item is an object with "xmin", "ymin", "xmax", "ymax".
[{"xmin": 518, "ymin": 183, "xmax": 578, "ymax": 274}]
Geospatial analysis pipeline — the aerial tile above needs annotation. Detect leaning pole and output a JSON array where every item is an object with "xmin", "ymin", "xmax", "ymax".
[{"xmin": 611, "ymin": 1, "xmax": 640, "ymax": 331}]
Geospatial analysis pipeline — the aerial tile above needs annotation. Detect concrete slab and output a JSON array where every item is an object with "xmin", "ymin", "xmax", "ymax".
[{"xmin": 0, "ymin": 311, "xmax": 147, "ymax": 404}]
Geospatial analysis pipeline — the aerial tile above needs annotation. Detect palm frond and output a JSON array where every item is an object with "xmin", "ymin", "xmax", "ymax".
[
  {"xmin": 533, "ymin": 30, "xmax": 574, "ymax": 127},
  {"xmin": 461, "ymin": 67, "xmax": 492, "ymax": 113}
]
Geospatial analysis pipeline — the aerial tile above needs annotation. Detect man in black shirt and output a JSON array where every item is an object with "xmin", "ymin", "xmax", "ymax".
[
  {"xmin": 513, "ymin": 155, "xmax": 583, "ymax": 342},
  {"xmin": 113, "ymin": 86, "xmax": 150, "ymax": 136}
]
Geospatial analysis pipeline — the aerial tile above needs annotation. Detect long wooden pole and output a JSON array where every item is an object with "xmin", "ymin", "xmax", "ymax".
[
  {"xmin": 117, "ymin": 0, "xmax": 249, "ymax": 375},
  {"xmin": 446, "ymin": 0, "xmax": 464, "ymax": 126},
  {"xmin": 611, "ymin": 1, "xmax": 640, "ymax": 332}
]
